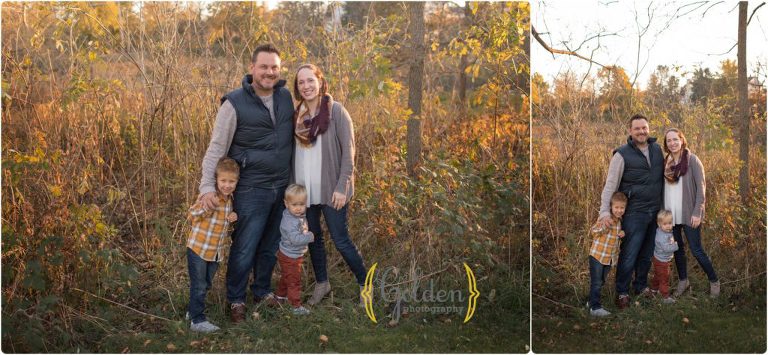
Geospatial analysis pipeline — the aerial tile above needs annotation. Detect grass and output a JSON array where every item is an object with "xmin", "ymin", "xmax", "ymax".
[
  {"xmin": 3, "ymin": 269, "xmax": 529, "ymax": 353},
  {"xmin": 533, "ymin": 280, "xmax": 766, "ymax": 353}
]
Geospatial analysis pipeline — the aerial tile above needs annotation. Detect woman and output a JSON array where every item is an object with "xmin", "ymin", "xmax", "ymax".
[
  {"xmin": 291, "ymin": 64, "xmax": 367, "ymax": 305},
  {"xmin": 663, "ymin": 128, "xmax": 719, "ymax": 298}
]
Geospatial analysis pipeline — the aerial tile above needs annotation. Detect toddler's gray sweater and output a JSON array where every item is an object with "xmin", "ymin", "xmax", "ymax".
[{"xmin": 279, "ymin": 209, "xmax": 315, "ymax": 259}]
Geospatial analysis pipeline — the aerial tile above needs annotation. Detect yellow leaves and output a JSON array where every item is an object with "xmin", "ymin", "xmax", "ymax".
[
  {"xmin": 465, "ymin": 63, "xmax": 481, "ymax": 78},
  {"xmin": 78, "ymin": 176, "xmax": 90, "ymax": 195},
  {"xmin": 293, "ymin": 40, "xmax": 308, "ymax": 60},
  {"xmin": 376, "ymin": 79, "xmax": 403, "ymax": 95},
  {"xmin": 107, "ymin": 187, "xmax": 126, "ymax": 205},
  {"xmin": 27, "ymin": 148, "xmax": 45, "ymax": 163},
  {"xmin": 94, "ymin": 222, "xmax": 108, "ymax": 235},
  {"xmin": 29, "ymin": 32, "xmax": 45, "ymax": 48},
  {"xmin": 47, "ymin": 184, "xmax": 63, "ymax": 198},
  {"xmin": 71, "ymin": 2, "xmax": 121, "ymax": 37},
  {"xmin": 11, "ymin": 146, "xmax": 48, "ymax": 165}
]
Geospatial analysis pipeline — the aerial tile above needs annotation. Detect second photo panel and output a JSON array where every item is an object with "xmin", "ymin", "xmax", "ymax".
[{"xmin": 531, "ymin": 1, "xmax": 767, "ymax": 353}]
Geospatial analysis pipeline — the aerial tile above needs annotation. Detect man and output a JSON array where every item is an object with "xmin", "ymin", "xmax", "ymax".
[
  {"xmin": 596, "ymin": 114, "xmax": 664, "ymax": 310},
  {"xmin": 197, "ymin": 44, "xmax": 295, "ymax": 322}
]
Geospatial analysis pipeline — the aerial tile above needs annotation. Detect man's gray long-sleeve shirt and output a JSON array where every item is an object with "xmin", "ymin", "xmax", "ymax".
[
  {"xmin": 199, "ymin": 101, "xmax": 238, "ymax": 196},
  {"xmin": 599, "ymin": 146, "xmax": 650, "ymax": 219}
]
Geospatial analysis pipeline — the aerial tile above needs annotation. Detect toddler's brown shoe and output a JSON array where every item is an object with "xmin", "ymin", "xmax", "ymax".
[{"xmin": 230, "ymin": 303, "xmax": 246, "ymax": 323}]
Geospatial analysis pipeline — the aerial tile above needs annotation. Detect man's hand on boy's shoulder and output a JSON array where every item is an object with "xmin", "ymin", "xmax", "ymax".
[
  {"xmin": 597, "ymin": 214, "xmax": 615, "ymax": 229},
  {"xmin": 197, "ymin": 191, "xmax": 220, "ymax": 211}
]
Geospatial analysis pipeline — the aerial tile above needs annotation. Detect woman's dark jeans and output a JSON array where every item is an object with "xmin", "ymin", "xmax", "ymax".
[
  {"xmin": 672, "ymin": 224, "xmax": 718, "ymax": 282},
  {"xmin": 306, "ymin": 204, "xmax": 367, "ymax": 286}
]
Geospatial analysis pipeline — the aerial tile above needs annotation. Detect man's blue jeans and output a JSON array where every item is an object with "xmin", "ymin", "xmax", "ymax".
[
  {"xmin": 306, "ymin": 204, "xmax": 367, "ymax": 286},
  {"xmin": 588, "ymin": 256, "xmax": 611, "ymax": 310},
  {"xmin": 673, "ymin": 224, "xmax": 718, "ymax": 282},
  {"xmin": 187, "ymin": 248, "xmax": 219, "ymax": 324},
  {"xmin": 615, "ymin": 211, "xmax": 657, "ymax": 295},
  {"xmin": 226, "ymin": 186, "xmax": 285, "ymax": 303}
]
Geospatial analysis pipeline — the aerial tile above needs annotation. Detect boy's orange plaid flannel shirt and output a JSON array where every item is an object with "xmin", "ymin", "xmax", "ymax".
[
  {"xmin": 186, "ymin": 195, "xmax": 233, "ymax": 262},
  {"xmin": 589, "ymin": 220, "xmax": 623, "ymax": 266}
]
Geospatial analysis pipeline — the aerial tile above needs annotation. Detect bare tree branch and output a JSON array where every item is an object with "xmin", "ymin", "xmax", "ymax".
[
  {"xmin": 531, "ymin": 25, "xmax": 613, "ymax": 69},
  {"xmin": 703, "ymin": 1, "xmax": 725, "ymax": 17},
  {"xmin": 569, "ymin": 31, "xmax": 620, "ymax": 53},
  {"xmin": 710, "ymin": 42, "xmax": 738, "ymax": 56},
  {"xmin": 707, "ymin": 2, "xmax": 765, "ymax": 56},
  {"xmin": 748, "ymin": 2, "xmax": 766, "ymax": 25},
  {"xmin": 676, "ymin": 1, "xmax": 708, "ymax": 18},
  {"xmin": 629, "ymin": 2, "xmax": 655, "ymax": 92}
]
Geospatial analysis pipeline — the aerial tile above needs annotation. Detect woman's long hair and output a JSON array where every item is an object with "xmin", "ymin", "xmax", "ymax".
[
  {"xmin": 292, "ymin": 63, "xmax": 328, "ymax": 104},
  {"xmin": 663, "ymin": 128, "xmax": 688, "ymax": 155},
  {"xmin": 663, "ymin": 128, "xmax": 690, "ymax": 181}
]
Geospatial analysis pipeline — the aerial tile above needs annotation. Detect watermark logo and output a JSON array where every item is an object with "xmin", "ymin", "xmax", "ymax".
[
  {"xmin": 361, "ymin": 263, "xmax": 378, "ymax": 322},
  {"xmin": 463, "ymin": 263, "xmax": 480, "ymax": 323},
  {"xmin": 361, "ymin": 262, "xmax": 479, "ymax": 324}
]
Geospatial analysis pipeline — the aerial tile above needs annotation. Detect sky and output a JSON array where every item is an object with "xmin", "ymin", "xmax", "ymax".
[{"xmin": 532, "ymin": 0, "xmax": 768, "ymax": 89}]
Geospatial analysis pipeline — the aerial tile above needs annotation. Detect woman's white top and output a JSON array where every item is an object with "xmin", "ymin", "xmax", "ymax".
[
  {"xmin": 295, "ymin": 134, "xmax": 323, "ymax": 207},
  {"xmin": 664, "ymin": 178, "xmax": 684, "ymax": 225}
]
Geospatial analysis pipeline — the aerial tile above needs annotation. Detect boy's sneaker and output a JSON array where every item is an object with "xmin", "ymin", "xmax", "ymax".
[
  {"xmin": 190, "ymin": 320, "xmax": 220, "ymax": 333},
  {"xmin": 589, "ymin": 308, "xmax": 611, "ymax": 317},
  {"xmin": 662, "ymin": 297, "xmax": 676, "ymax": 304},
  {"xmin": 275, "ymin": 295, "xmax": 289, "ymax": 304},
  {"xmin": 292, "ymin": 306, "xmax": 310, "ymax": 315}
]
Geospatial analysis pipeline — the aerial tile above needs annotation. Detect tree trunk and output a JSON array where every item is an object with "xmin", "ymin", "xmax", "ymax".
[
  {"xmin": 738, "ymin": 1, "xmax": 750, "ymax": 205},
  {"xmin": 406, "ymin": 1, "xmax": 425, "ymax": 178}
]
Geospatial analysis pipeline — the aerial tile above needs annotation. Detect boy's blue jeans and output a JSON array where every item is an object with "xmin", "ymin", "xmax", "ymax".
[
  {"xmin": 226, "ymin": 186, "xmax": 285, "ymax": 304},
  {"xmin": 616, "ymin": 211, "xmax": 657, "ymax": 295},
  {"xmin": 306, "ymin": 204, "xmax": 367, "ymax": 286},
  {"xmin": 187, "ymin": 248, "xmax": 219, "ymax": 324},
  {"xmin": 673, "ymin": 224, "xmax": 719, "ymax": 282},
  {"xmin": 588, "ymin": 256, "xmax": 611, "ymax": 310}
]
